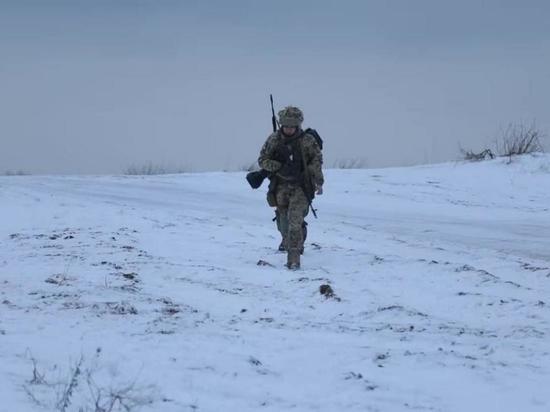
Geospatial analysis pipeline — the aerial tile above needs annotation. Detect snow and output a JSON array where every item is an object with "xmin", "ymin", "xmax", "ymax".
[{"xmin": 1, "ymin": 154, "xmax": 550, "ymax": 411}]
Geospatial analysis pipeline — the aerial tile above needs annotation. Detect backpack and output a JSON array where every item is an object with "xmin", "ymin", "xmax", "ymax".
[{"xmin": 304, "ymin": 128, "xmax": 323, "ymax": 150}]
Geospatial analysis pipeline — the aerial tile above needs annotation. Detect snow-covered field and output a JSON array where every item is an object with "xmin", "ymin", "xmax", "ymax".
[{"xmin": 1, "ymin": 154, "xmax": 550, "ymax": 412}]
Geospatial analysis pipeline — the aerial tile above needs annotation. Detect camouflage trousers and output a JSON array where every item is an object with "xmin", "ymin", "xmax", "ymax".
[{"xmin": 275, "ymin": 184, "xmax": 309, "ymax": 255}]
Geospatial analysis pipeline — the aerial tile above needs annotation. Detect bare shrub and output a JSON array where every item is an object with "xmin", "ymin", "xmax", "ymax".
[
  {"xmin": 25, "ymin": 351, "xmax": 47, "ymax": 385},
  {"xmin": 124, "ymin": 163, "xmax": 189, "ymax": 175},
  {"xmin": 86, "ymin": 372, "xmax": 156, "ymax": 412},
  {"xmin": 495, "ymin": 122, "xmax": 545, "ymax": 158},
  {"xmin": 22, "ymin": 350, "xmax": 160, "ymax": 412},
  {"xmin": 459, "ymin": 121, "xmax": 545, "ymax": 162},
  {"xmin": 460, "ymin": 147, "xmax": 495, "ymax": 162},
  {"xmin": 332, "ymin": 158, "xmax": 369, "ymax": 169},
  {"xmin": 56, "ymin": 356, "xmax": 84, "ymax": 412},
  {"xmin": 4, "ymin": 170, "xmax": 29, "ymax": 176}
]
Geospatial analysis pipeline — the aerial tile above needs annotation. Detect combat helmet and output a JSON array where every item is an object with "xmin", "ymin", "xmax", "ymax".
[{"xmin": 278, "ymin": 106, "xmax": 304, "ymax": 127}]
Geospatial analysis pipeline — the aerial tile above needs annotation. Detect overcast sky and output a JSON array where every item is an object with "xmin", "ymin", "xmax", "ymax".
[{"xmin": 1, "ymin": 0, "xmax": 549, "ymax": 174}]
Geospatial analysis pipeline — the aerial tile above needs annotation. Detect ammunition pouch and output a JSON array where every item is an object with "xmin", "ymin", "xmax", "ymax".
[{"xmin": 267, "ymin": 177, "xmax": 278, "ymax": 207}]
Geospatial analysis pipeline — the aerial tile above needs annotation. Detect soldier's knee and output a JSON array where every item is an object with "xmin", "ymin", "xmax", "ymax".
[{"xmin": 288, "ymin": 207, "xmax": 305, "ymax": 223}]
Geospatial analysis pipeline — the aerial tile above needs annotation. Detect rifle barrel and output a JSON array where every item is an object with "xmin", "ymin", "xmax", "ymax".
[{"xmin": 270, "ymin": 94, "xmax": 277, "ymax": 132}]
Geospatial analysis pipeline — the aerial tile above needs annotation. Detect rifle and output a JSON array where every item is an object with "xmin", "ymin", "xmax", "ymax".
[{"xmin": 246, "ymin": 94, "xmax": 279, "ymax": 189}]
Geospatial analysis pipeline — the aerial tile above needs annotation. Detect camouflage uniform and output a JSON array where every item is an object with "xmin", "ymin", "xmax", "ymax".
[{"xmin": 258, "ymin": 106, "xmax": 324, "ymax": 269}]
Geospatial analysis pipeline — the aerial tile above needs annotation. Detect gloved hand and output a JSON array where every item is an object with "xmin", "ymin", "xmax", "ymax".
[{"xmin": 315, "ymin": 184, "xmax": 323, "ymax": 195}]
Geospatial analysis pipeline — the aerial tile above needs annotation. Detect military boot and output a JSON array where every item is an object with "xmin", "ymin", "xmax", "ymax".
[
  {"xmin": 278, "ymin": 238, "xmax": 287, "ymax": 252},
  {"xmin": 286, "ymin": 249, "xmax": 301, "ymax": 270}
]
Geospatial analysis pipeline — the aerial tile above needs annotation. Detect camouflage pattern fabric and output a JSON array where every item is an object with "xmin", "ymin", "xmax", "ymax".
[
  {"xmin": 278, "ymin": 106, "xmax": 304, "ymax": 127},
  {"xmin": 276, "ymin": 184, "xmax": 309, "ymax": 261},
  {"xmin": 258, "ymin": 130, "xmax": 324, "ymax": 187},
  {"xmin": 276, "ymin": 207, "xmax": 308, "ymax": 252},
  {"xmin": 258, "ymin": 126, "xmax": 324, "ymax": 267}
]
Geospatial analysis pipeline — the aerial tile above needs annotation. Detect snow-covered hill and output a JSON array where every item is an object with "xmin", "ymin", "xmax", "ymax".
[{"xmin": 1, "ymin": 155, "xmax": 550, "ymax": 412}]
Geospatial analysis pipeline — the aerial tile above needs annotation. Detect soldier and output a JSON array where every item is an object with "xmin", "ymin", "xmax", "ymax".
[{"xmin": 258, "ymin": 106, "xmax": 324, "ymax": 270}]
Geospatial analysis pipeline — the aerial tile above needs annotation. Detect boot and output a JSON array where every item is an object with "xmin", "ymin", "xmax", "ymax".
[
  {"xmin": 286, "ymin": 249, "xmax": 301, "ymax": 270},
  {"xmin": 278, "ymin": 239, "xmax": 287, "ymax": 252}
]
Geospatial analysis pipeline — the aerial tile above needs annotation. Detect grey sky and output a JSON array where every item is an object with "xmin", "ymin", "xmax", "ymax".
[{"xmin": 1, "ymin": 0, "xmax": 549, "ymax": 174}]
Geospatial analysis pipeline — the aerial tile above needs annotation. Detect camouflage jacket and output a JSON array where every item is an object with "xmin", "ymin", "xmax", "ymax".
[{"xmin": 258, "ymin": 130, "xmax": 324, "ymax": 187}]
